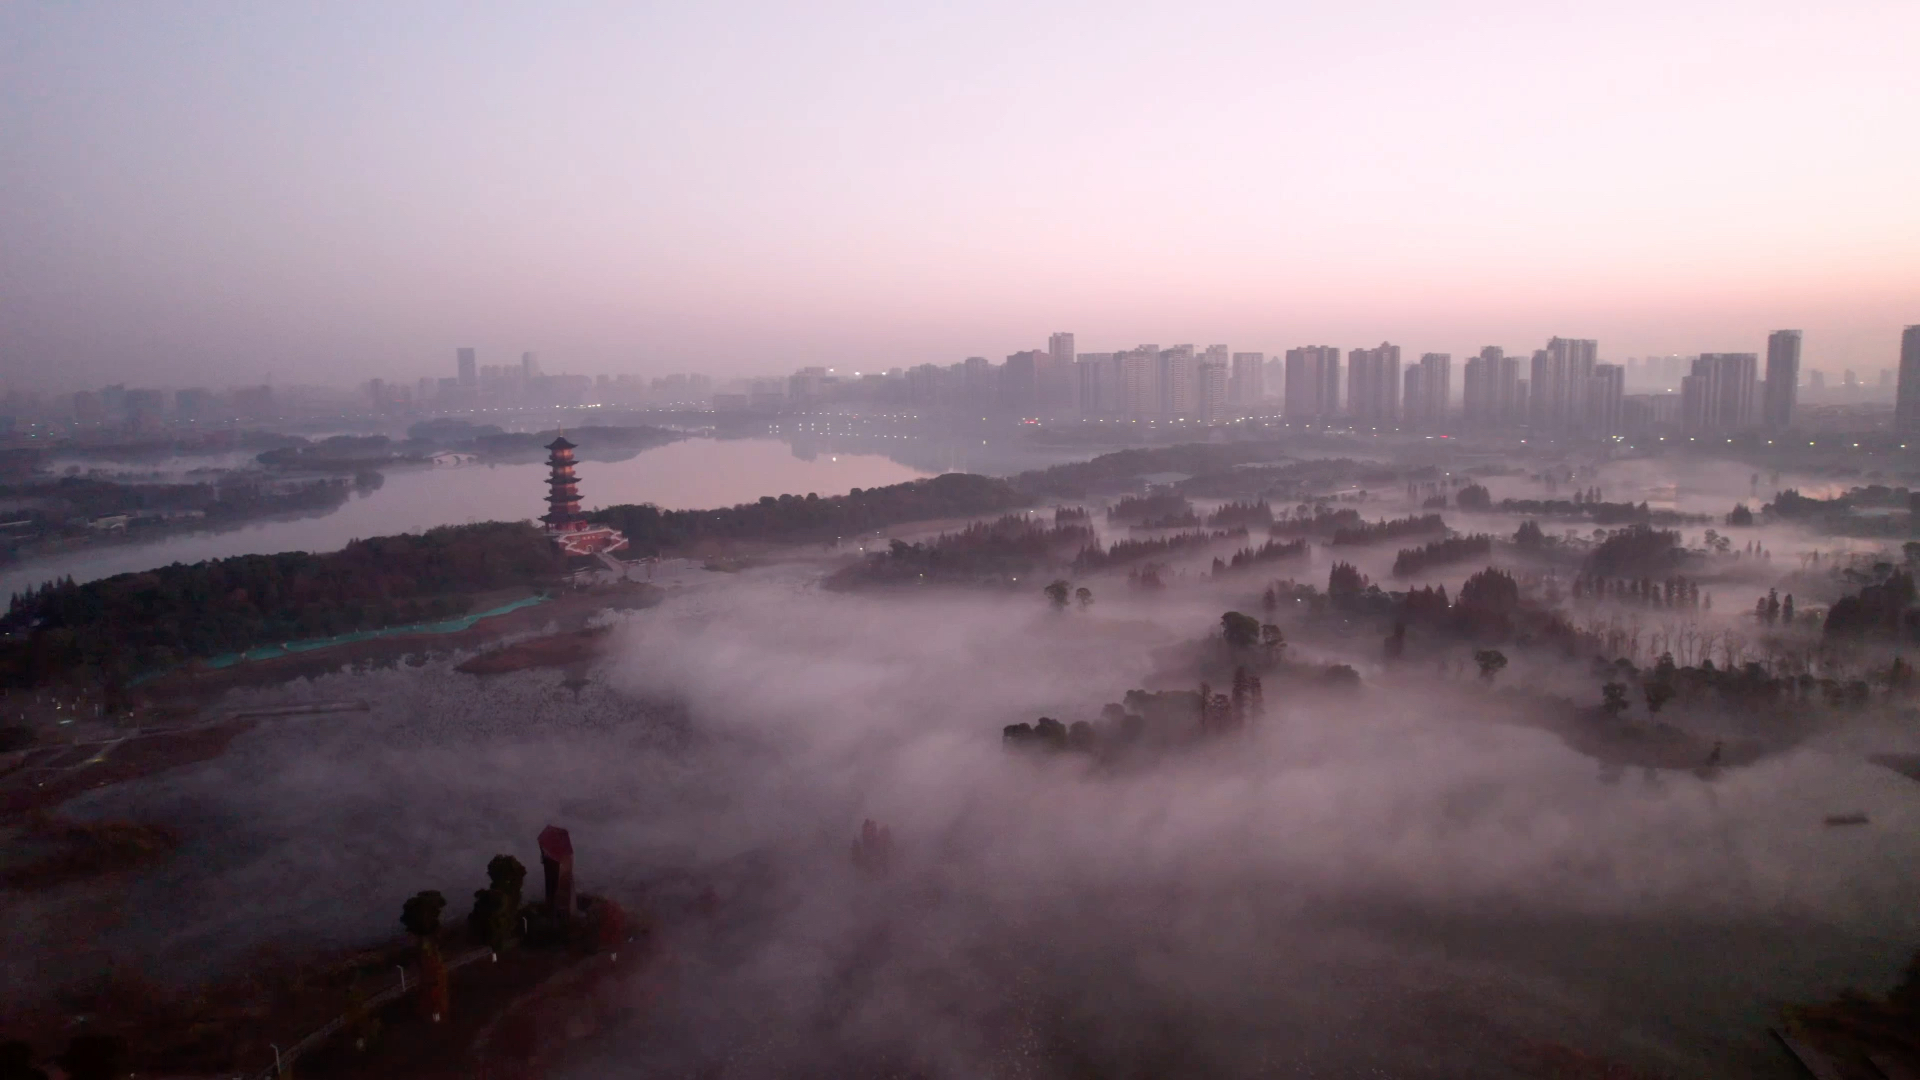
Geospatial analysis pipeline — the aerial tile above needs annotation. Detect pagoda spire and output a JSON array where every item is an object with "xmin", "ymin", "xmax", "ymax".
[{"xmin": 541, "ymin": 435, "xmax": 584, "ymax": 531}]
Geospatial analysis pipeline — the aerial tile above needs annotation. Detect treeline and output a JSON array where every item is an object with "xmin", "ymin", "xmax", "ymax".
[
  {"xmin": 1391, "ymin": 535, "xmax": 1492, "ymax": 577},
  {"xmin": 1004, "ymin": 663, "xmax": 1273, "ymax": 756},
  {"xmin": 1212, "ymin": 538, "xmax": 1309, "ymax": 576},
  {"xmin": 1606, "ymin": 651, "xmax": 1881, "ymax": 714},
  {"xmin": 827, "ymin": 515, "xmax": 1093, "ymax": 587},
  {"xmin": 1270, "ymin": 505, "xmax": 1363, "ymax": 538},
  {"xmin": 0, "ymin": 522, "xmax": 563, "ymax": 689},
  {"xmin": 1072, "ymin": 528, "xmax": 1248, "ymax": 572},
  {"xmin": 1584, "ymin": 524, "xmax": 1688, "ymax": 578},
  {"xmin": 0, "ymin": 475, "xmax": 367, "ymax": 538},
  {"xmin": 1054, "ymin": 506, "xmax": 1091, "ymax": 524},
  {"xmin": 1825, "ymin": 569, "xmax": 1917, "ymax": 640},
  {"xmin": 1306, "ymin": 562, "xmax": 1535, "ymax": 639},
  {"xmin": 1329, "ymin": 514, "xmax": 1445, "ymax": 546},
  {"xmin": 1013, "ymin": 444, "xmax": 1290, "ymax": 499},
  {"xmin": 1108, "ymin": 493, "xmax": 1192, "ymax": 523},
  {"xmin": 1571, "ymin": 574, "xmax": 1707, "ymax": 609},
  {"xmin": 1497, "ymin": 498, "xmax": 1708, "ymax": 527},
  {"xmin": 590, "ymin": 472, "xmax": 1031, "ymax": 555},
  {"xmin": 1177, "ymin": 457, "xmax": 1368, "ymax": 499},
  {"xmin": 1130, "ymin": 511, "xmax": 1203, "ymax": 530},
  {"xmin": 1206, "ymin": 500, "xmax": 1274, "ymax": 527}
]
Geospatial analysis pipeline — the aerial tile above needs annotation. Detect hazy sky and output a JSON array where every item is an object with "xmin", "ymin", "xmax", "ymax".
[{"xmin": 3, "ymin": 1, "xmax": 1918, "ymax": 390}]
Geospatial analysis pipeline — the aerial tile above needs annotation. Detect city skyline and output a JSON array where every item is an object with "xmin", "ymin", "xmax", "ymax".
[{"xmin": 4, "ymin": 2, "xmax": 1919, "ymax": 389}]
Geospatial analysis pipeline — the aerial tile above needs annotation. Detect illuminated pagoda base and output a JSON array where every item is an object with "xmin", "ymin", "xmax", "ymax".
[{"xmin": 539, "ymin": 436, "xmax": 631, "ymax": 563}]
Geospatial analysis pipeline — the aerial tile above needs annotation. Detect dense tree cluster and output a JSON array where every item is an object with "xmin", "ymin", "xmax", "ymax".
[
  {"xmin": 1455, "ymin": 484, "xmax": 1492, "ymax": 511},
  {"xmin": 1764, "ymin": 488, "xmax": 1840, "ymax": 520},
  {"xmin": 1072, "ymin": 528, "xmax": 1247, "ymax": 572},
  {"xmin": 1002, "ymin": 666, "xmax": 1269, "ymax": 756},
  {"xmin": 830, "ymin": 515, "xmax": 1093, "ymax": 586},
  {"xmin": 1571, "ymin": 573, "xmax": 1705, "ymax": 609},
  {"xmin": 1012, "ymin": 444, "xmax": 1295, "ymax": 499},
  {"xmin": 1753, "ymin": 589, "xmax": 1794, "ymax": 626},
  {"xmin": 1211, "ymin": 538, "xmax": 1309, "ymax": 576},
  {"xmin": 1205, "ymin": 500, "xmax": 1274, "ymax": 527},
  {"xmin": 1107, "ymin": 493, "xmax": 1194, "ymax": 523},
  {"xmin": 1269, "ymin": 505, "xmax": 1364, "ymax": 538},
  {"xmin": 255, "ymin": 433, "xmax": 394, "ymax": 469},
  {"xmin": 466, "ymin": 855, "xmax": 527, "ymax": 951},
  {"xmin": 1583, "ymin": 524, "xmax": 1688, "ymax": 578},
  {"xmin": 1127, "ymin": 562, "xmax": 1169, "ymax": 589},
  {"xmin": 1825, "ymin": 569, "xmax": 1917, "ymax": 640},
  {"xmin": 0, "ymin": 522, "xmax": 563, "ymax": 689},
  {"xmin": 1328, "ymin": 514, "xmax": 1446, "ymax": 546},
  {"xmin": 590, "ymin": 472, "xmax": 1030, "ymax": 555},
  {"xmin": 1387, "ymin": 568, "xmax": 1526, "ymax": 639},
  {"xmin": 1761, "ymin": 485, "xmax": 1920, "ymax": 538},
  {"xmin": 1625, "ymin": 651, "xmax": 1875, "ymax": 712},
  {"xmin": 1497, "ymin": 498, "xmax": 1707, "ymax": 527},
  {"xmin": 1327, "ymin": 561, "xmax": 1369, "ymax": 599},
  {"xmin": 0, "ymin": 474, "xmax": 368, "ymax": 549},
  {"xmin": 1514, "ymin": 520, "xmax": 1546, "ymax": 548},
  {"xmin": 1390, "ymin": 534, "xmax": 1493, "ymax": 577},
  {"xmin": 1053, "ymin": 506, "xmax": 1091, "ymax": 524},
  {"xmin": 1129, "ymin": 510, "xmax": 1204, "ymax": 530},
  {"xmin": 1457, "ymin": 567, "xmax": 1520, "ymax": 610}
]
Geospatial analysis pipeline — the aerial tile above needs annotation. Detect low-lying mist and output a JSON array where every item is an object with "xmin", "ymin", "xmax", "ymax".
[{"xmin": 24, "ymin": 555, "xmax": 1920, "ymax": 1077}]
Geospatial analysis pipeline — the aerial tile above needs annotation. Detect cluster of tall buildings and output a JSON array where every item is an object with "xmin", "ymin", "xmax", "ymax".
[
  {"xmin": 391, "ymin": 348, "xmax": 713, "ymax": 412},
  {"xmin": 884, "ymin": 338, "xmax": 1260, "ymax": 424},
  {"xmin": 821, "ymin": 329, "xmax": 1880, "ymax": 434},
  {"xmin": 1069, "ymin": 342, "xmax": 1250, "ymax": 424}
]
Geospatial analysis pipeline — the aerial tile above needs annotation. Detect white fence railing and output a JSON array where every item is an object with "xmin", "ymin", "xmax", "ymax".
[{"xmin": 248, "ymin": 945, "xmax": 495, "ymax": 1079}]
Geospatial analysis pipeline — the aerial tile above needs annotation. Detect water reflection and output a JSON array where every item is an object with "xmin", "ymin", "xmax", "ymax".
[{"xmin": 1, "ymin": 438, "xmax": 928, "ymax": 595}]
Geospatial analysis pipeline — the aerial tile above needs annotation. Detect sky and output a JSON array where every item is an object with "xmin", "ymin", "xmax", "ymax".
[{"xmin": 2, "ymin": 0, "xmax": 1918, "ymax": 391}]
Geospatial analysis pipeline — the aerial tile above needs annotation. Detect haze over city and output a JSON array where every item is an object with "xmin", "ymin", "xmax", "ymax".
[
  {"xmin": 5, "ymin": 0, "xmax": 1920, "ymax": 391},
  {"xmin": 11, "ymin": 5, "xmax": 1920, "ymax": 1080}
]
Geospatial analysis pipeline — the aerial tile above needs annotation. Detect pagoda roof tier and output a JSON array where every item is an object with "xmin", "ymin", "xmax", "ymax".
[{"xmin": 546, "ymin": 436, "xmax": 576, "ymax": 451}]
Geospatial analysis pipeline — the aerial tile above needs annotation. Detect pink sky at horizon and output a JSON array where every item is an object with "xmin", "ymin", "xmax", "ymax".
[{"xmin": 2, "ymin": 0, "xmax": 1917, "ymax": 391}]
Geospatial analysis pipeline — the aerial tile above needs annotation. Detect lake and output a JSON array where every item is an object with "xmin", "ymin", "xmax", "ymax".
[{"xmin": 1, "ymin": 437, "xmax": 929, "ymax": 596}]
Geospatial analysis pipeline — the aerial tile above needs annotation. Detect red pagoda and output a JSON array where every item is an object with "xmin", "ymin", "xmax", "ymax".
[{"xmin": 541, "ymin": 436, "xmax": 630, "ymax": 559}]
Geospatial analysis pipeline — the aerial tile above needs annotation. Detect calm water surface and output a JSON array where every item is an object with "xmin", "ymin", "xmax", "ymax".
[{"xmin": 2, "ymin": 438, "xmax": 927, "ymax": 595}]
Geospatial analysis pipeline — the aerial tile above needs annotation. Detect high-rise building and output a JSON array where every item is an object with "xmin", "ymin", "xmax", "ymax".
[
  {"xmin": 1462, "ymin": 346, "xmax": 1521, "ymax": 426},
  {"xmin": 1044, "ymin": 332, "xmax": 1077, "ymax": 411},
  {"xmin": 1049, "ymin": 332, "xmax": 1075, "ymax": 368},
  {"xmin": 1122, "ymin": 347, "xmax": 1159, "ymax": 419},
  {"xmin": 1198, "ymin": 357, "xmax": 1229, "ymax": 424},
  {"xmin": 1158, "ymin": 344, "xmax": 1196, "ymax": 419},
  {"xmin": 1001, "ymin": 350, "xmax": 1043, "ymax": 413},
  {"xmin": 1680, "ymin": 353, "xmax": 1758, "ymax": 432},
  {"xmin": 1763, "ymin": 331, "xmax": 1800, "ymax": 430},
  {"xmin": 1231, "ymin": 352, "xmax": 1266, "ymax": 406},
  {"xmin": 963, "ymin": 356, "xmax": 995, "ymax": 407},
  {"xmin": 1528, "ymin": 337, "xmax": 1597, "ymax": 428},
  {"xmin": 521, "ymin": 351, "xmax": 541, "ymax": 380},
  {"xmin": 1346, "ymin": 343, "xmax": 1401, "ymax": 424},
  {"xmin": 1283, "ymin": 346, "xmax": 1341, "ymax": 420},
  {"xmin": 1402, "ymin": 352, "xmax": 1450, "ymax": 424},
  {"xmin": 1076, "ymin": 354, "xmax": 1122, "ymax": 416},
  {"xmin": 457, "ymin": 347, "xmax": 477, "ymax": 387},
  {"xmin": 1897, "ymin": 326, "xmax": 1920, "ymax": 431},
  {"xmin": 1588, "ymin": 363, "xmax": 1625, "ymax": 434},
  {"xmin": 175, "ymin": 387, "xmax": 214, "ymax": 418}
]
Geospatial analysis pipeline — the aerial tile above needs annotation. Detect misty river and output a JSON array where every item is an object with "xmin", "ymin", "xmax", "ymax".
[{"xmin": 1, "ymin": 437, "xmax": 929, "ymax": 597}]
